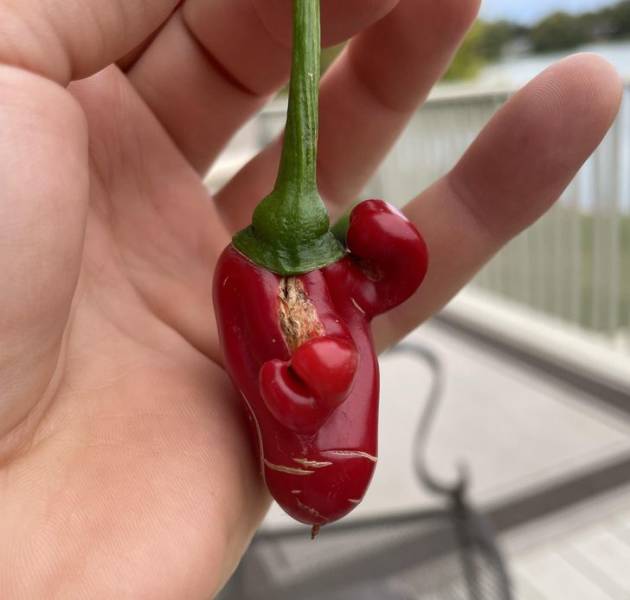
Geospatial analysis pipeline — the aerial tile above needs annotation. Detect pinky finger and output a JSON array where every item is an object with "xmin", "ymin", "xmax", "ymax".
[{"xmin": 373, "ymin": 54, "xmax": 623, "ymax": 350}]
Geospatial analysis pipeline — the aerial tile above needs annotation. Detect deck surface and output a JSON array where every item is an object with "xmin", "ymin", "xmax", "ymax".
[{"xmin": 256, "ymin": 318, "xmax": 630, "ymax": 598}]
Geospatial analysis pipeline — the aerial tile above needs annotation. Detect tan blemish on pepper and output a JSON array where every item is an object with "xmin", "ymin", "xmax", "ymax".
[
  {"xmin": 239, "ymin": 392, "xmax": 267, "ymax": 486},
  {"xmin": 296, "ymin": 497, "xmax": 326, "ymax": 522},
  {"xmin": 323, "ymin": 450, "xmax": 378, "ymax": 463},
  {"xmin": 278, "ymin": 278, "xmax": 324, "ymax": 351},
  {"xmin": 293, "ymin": 458, "xmax": 333, "ymax": 469},
  {"xmin": 264, "ymin": 459, "xmax": 314, "ymax": 476},
  {"xmin": 350, "ymin": 297, "xmax": 366, "ymax": 315}
]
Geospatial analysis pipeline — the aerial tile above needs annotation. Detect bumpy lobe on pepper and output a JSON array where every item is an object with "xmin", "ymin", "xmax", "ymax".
[
  {"xmin": 214, "ymin": 200, "xmax": 428, "ymax": 528},
  {"xmin": 260, "ymin": 336, "xmax": 358, "ymax": 435}
]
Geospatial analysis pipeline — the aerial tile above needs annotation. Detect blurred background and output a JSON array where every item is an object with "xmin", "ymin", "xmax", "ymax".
[{"xmin": 216, "ymin": 1, "xmax": 630, "ymax": 599}]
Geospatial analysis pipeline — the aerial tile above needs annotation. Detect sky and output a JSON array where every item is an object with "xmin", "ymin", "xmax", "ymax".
[{"xmin": 480, "ymin": 0, "xmax": 617, "ymax": 23}]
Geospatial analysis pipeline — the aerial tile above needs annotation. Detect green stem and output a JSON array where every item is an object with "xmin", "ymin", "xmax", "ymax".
[
  {"xmin": 232, "ymin": 0, "xmax": 344, "ymax": 276},
  {"xmin": 274, "ymin": 0, "xmax": 319, "ymax": 204}
]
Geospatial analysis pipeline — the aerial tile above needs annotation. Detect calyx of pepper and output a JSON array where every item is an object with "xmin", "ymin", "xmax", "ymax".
[{"xmin": 233, "ymin": 0, "xmax": 345, "ymax": 276}]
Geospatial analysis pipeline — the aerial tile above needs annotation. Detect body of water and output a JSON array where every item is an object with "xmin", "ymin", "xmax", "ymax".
[{"xmin": 475, "ymin": 40, "xmax": 630, "ymax": 88}]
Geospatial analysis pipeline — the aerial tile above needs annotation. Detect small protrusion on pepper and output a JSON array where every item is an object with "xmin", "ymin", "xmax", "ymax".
[
  {"xmin": 344, "ymin": 199, "xmax": 429, "ymax": 317},
  {"xmin": 291, "ymin": 336, "xmax": 358, "ymax": 406},
  {"xmin": 259, "ymin": 336, "xmax": 358, "ymax": 434}
]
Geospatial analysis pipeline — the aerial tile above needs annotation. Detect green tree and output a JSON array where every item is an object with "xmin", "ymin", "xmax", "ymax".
[
  {"xmin": 478, "ymin": 20, "xmax": 518, "ymax": 60},
  {"xmin": 608, "ymin": 1, "xmax": 630, "ymax": 37},
  {"xmin": 443, "ymin": 21, "xmax": 487, "ymax": 81},
  {"xmin": 530, "ymin": 11, "xmax": 593, "ymax": 53},
  {"xmin": 443, "ymin": 19, "xmax": 522, "ymax": 81}
]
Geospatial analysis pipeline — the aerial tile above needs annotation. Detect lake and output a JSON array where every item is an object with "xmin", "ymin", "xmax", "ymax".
[{"xmin": 475, "ymin": 40, "xmax": 630, "ymax": 87}]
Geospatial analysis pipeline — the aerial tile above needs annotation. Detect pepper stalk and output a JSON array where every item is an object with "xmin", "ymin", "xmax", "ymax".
[{"xmin": 233, "ymin": 0, "xmax": 345, "ymax": 276}]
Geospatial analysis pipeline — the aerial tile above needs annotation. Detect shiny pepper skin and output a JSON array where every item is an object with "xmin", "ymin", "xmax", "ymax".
[{"xmin": 214, "ymin": 200, "xmax": 428, "ymax": 529}]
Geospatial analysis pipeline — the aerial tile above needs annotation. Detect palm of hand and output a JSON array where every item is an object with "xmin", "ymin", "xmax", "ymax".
[{"xmin": 1, "ymin": 69, "xmax": 265, "ymax": 597}]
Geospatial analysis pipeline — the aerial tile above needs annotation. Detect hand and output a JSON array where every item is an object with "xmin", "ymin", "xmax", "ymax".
[{"xmin": 0, "ymin": 0, "xmax": 621, "ymax": 597}]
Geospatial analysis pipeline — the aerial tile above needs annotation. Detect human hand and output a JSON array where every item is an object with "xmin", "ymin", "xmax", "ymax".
[{"xmin": 0, "ymin": 1, "xmax": 621, "ymax": 597}]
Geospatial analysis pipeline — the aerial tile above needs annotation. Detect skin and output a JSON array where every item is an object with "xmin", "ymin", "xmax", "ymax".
[{"xmin": 0, "ymin": 0, "xmax": 622, "ymax": 597}]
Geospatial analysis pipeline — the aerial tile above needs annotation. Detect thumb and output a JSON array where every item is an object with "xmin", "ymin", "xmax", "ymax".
[{"xmin": 0, "ymin": 66, "xmax": 88, "ymax": 445}]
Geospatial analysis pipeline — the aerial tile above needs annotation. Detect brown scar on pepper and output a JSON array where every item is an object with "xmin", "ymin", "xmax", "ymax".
[
  {"xmin": 292, "ymin": 458, "xmax": 333, "ymax": 469},
  {"xmin": 264, "ymin": 459, "xmax": 314, "ymax": 476},
  {"xmin": 278, "ymin": 277, "xmax": 325, "ymax": 351},
  {"xmin": 296, "ymin": 497, "xmax": 326, "ymax": 519}
]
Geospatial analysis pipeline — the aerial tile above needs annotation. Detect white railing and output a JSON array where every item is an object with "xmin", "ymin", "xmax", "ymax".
[
  {"xmin": 386, "ymin": 84, "xmax": 630, "ymax": 354},
  {"xmin": 210, "ymin": 82, "xmax": 630, "ymax": 355}
]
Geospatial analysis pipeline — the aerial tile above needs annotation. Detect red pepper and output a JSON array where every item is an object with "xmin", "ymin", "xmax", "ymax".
[
  {"xmin": 215, "ymin": 200, "xmax": 427, "ymax": 530},
  {"xmin": 213, "ymin": 1, "xmax": 428, "ymax": 535}
]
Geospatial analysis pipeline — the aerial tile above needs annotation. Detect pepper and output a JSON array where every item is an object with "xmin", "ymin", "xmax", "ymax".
[{"xmin": 213, "ymin": 0, "xmax": 428, "ymax": 535}]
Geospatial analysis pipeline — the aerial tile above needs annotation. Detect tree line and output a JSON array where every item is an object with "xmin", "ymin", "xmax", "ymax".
[{"xmin": 445, "ymin": 0, "xmax": 630, "ymax": 80}]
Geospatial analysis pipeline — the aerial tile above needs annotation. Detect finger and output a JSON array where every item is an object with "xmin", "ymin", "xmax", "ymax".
[
  {"xmin": 215, "ymin": 0, "xmax": 481, "ymax": 232},
  {"xmin": 0, "ymin": 1, "xmax": 178, "ymax": 83},
  {"xmin": 116, "ymin": 11, "xmax": 177, "ymax": 73},
  {"xmin": 127, "ymin": 0, "xmax": 399, "ymax": 173},
  {"xmin": 0, "ymin": 67, "xmax": 88, "ymax": 444},
  {"xmin": 372, "ymin": 54, "xmax": 623, "ymax": 350}
]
